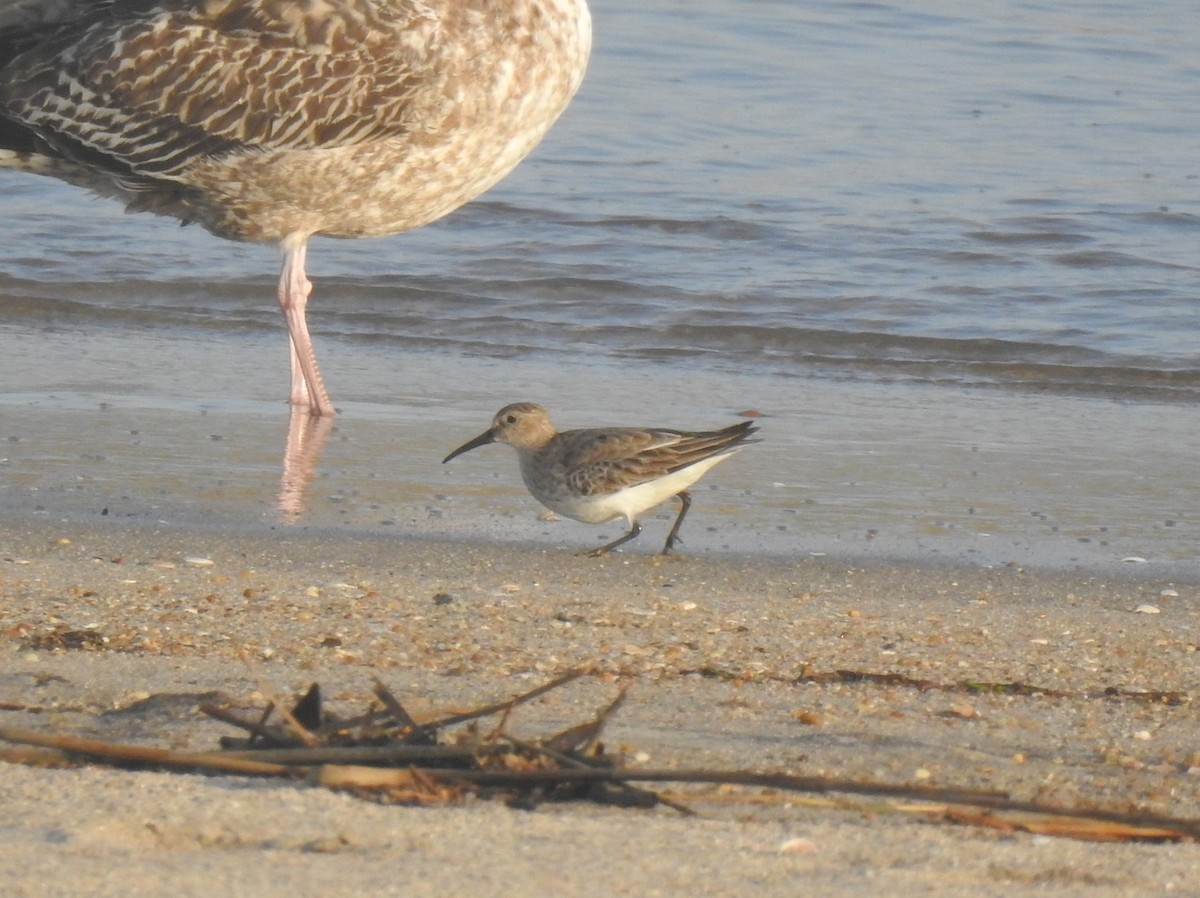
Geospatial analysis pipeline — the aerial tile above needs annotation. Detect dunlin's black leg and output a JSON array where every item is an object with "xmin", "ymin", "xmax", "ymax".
[
  {"xmin": 661, "ymin": 490, "xmax": 693, "ymax": 554},
  {"xmin": 587, "ymin": 521, "xmax": 643, "ymax": 557}
]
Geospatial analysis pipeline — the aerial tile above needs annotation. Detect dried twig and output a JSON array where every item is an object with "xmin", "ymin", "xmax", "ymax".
[
  {"xmin": 199, "ymin": 701, "xmax": 281, "ymax": 743},
  {"xmin": 414, "ymin": 667, "xmax": 590, "ymax": 733},
  {"xmin": 269, "ymin": 697, "xmax": 321, "ymax": 747},
  {"xmin": 0, "ymin": 724, "xmax": 294, "ymax": 777},
  {"xmin": 543, "ymin": 686, "xmax": 627, "ymax": 756},
  {"xmin": 371, "ymin": 678, "xmax": 420, "ymax": 733}
]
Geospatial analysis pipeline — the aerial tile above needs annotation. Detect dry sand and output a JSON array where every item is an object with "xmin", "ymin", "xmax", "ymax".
[{"xmin": 1, "ymin": 517, "xmax": 1198, "ymax": 897}]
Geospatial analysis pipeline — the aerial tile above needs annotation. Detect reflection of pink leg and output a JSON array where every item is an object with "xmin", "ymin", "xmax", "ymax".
[
  {"xmin": 278, "ymin": 406, "xmax": 334, "ymax": 518},
  {"xmin": 277, "ymin": 234, "xmax": 335, "ymax": 417}
]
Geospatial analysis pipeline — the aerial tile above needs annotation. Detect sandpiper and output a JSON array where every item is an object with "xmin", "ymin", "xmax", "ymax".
[
  {"xmin": 0, "ymin": 0, "xmax": 591, "ymax": 416},
  {"xmin": 443, "ymin": 403, "xmax": 759, "ymax": 555}
]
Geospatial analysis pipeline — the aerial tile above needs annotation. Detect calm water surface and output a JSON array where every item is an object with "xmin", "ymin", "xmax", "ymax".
[{"xmin": 1, "ymin": 0, "xmax": 1197, "ymax": 575}]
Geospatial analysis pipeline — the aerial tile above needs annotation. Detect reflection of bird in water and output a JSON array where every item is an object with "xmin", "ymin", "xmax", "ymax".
[
  {"xmin": 277, "ymin": 410, "xmax": 334, "ymax": 519},
  {"xmin": 444, "ymin": 403, "xmax": 760, "ymax": 556},
  {"xmin": 0, "ymin": 0, "xmax": 592, "ymax": 416}
]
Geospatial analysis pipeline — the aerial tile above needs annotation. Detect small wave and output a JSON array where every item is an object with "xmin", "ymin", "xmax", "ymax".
[
  {"xmin": 967, "ymin": 229, "xmax": 1090, "ymax": 246},
  {"xmin": 1053, "ymin": 250, "xmax": 1158, "ymax": 269},
  {"xmin": 4, "ymin": 272, "xmax": 1197, "ymax": 402}
]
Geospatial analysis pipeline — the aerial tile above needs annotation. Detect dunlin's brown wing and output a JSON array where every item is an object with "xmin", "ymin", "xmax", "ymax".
[{"xmin": 561, "ymin": 421, "xmax": 759, "ymax": 497}]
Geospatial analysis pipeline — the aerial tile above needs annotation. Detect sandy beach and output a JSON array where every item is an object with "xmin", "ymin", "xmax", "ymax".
[
  {"xmin": 3, "ymin": 0, "xmax": 1199, "ymax": 891},
  {"xmin": 2, "ymin": 516, "xmax": 1197, "ymax": 897},
  {"xmin": 3, "ymin": 314, "xmax": 1194, "ymax": 898}
]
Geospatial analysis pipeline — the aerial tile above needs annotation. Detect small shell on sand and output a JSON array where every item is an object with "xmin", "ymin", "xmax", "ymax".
[{"xmin": 778, "ymin": 837, "xmax": 819, "ymax": 854}]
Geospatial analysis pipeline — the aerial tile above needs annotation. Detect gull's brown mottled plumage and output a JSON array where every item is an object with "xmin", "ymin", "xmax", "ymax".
[
  {"xmin": 0, "ymin": 0, "xmax": 591, "ymax": 415},
  {"xmin": 444, "ymin": 403, "xmax": 760, "ymax": 556}
]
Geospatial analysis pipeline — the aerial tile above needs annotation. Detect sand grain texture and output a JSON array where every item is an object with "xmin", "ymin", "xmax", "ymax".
[{"xmin": 1, "ymin": 519, "xmax": 1198, "ymax": 897}]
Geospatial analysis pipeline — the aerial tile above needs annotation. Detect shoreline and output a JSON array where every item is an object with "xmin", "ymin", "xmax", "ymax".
[
  {"xmin": 2, "ymin": 335, "xmax": 1198, "ymax": 579},
  {"xmin": 6, "ymin": 497, "xmax": 1197, "ymax": 583}
]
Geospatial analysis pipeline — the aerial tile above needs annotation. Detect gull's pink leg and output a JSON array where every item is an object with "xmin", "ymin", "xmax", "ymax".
[{"xmin": 277, "ymin": 234, "xmax": 335, "ymax": 417}]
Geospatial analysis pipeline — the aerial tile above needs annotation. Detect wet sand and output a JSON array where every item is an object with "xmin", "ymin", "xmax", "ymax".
[{"xmin": 2, "ymin": 517, "xmax": 1198, "ymax": 897}]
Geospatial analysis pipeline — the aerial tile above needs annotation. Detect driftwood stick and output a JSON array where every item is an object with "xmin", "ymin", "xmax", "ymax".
[
  {"xmin": 0, "ymin": 745, "xmax": 76, "ymax": 767},
  {"xmin": 216, "ymin": 743, "xmax": 490, "ymax": 766},
  {"xmin": 543, "ymin": 686, "xmax": 627, "ymax": 755},
  {"xmin": 484, "ymin": 698, "xmax": 517, "ymax": 742},
  {"xmin": 419, "ymin": 766, "xmax": 1200, "ymax": 839},
  {"xmin": 371, "ymin": 678, "xmax": 420, "ymax": 733},
  {"xmin": 268, "ymin": 698, "xmax": 322, "ymax": 747},
  {"xmin": 511, "ymin": 734, "xmax": 696, "ymax": 816},
  {"xmin": 422, "ymin": 766, "xmax": 1005, "ymax": 803},
  {"xmin": 0, "ymin": 724, "xmax": 293, "ymax": 776},
  {"xmin": 415, "ymin": 667, "xmax": 590, "ymax": 732},
  {"xmin": 199, "ymin": 702, "xmax": 285, "ymax": 743}
]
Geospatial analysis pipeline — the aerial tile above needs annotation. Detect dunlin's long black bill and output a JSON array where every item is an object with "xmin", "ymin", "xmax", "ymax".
[{"xmin": 443, "ymin": 429, "xmax": 497, "ymax": 463}]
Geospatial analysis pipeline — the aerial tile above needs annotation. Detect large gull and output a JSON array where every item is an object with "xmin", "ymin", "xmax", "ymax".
[{"xmin": 0, "ymin": 0, "xmax": 592, "ymax": 415}]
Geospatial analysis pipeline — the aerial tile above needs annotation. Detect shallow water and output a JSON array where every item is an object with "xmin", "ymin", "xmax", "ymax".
[{"xmin": 1, "ymin": 0, "xmax": 1197, "ymax": 576}]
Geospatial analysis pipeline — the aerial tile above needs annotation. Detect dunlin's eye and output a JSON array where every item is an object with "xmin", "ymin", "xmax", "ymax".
[{"xmin": 506, "ymin": 414, "xmax": 517, "ymax": 424}]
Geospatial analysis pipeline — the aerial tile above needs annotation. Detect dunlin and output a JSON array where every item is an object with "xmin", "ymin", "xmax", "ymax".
[
  {"xmin": 443, "ymin": 403, "xmax": 759, "ymax": 555},
  {"xmin": 0, "ymin": 0, "xmax": 591, "ymax": 415}
]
